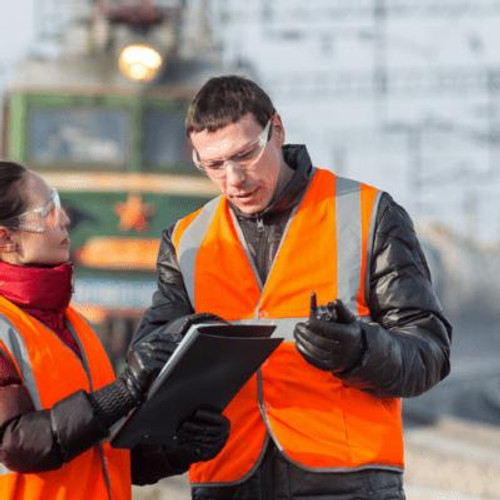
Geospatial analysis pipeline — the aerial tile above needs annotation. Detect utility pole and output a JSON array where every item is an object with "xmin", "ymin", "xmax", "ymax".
[
  {"xmin": 373, "ymin": 0, "xmax": 388, "ymax": 125},
  {"xmin": 408, "ymin": 126, "xmax": 423, "ymax": 216},
  {"xmin": 487, "ymin": 69, "xmax": 500, "ymax": 177}
]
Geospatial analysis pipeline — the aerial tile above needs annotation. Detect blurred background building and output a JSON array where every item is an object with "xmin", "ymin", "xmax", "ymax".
[{"xmin": 1, "ymin": 1, "xmax": 500, "ymax": 498}]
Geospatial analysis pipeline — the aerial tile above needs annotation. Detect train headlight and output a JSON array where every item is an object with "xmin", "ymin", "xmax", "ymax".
[{"xmin": 118, "ymin": 43, "xmax": 163, "ymax": 82}]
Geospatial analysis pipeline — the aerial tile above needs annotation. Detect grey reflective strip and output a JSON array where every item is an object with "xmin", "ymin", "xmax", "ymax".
[
  {"xmin": 175, "ymin": 196, "xmax": 222, "ymax": 308},
  {"xmin": 271, "ymin": 452, "xmax": 403, "ymax": 474},
  {"xmin": 191, "ymin": 434, "xmax": 271, "ymax": 488},
  {"xmin": 0, "ymin": 462, "xmax": 11, "ymax": 475},
  {"xmin": 66, "ymin": 320, "xmax": 95, "ymax": 391},
  {"xmin": 335, "ymin": 176, "xmax": 362, "ymax": 314},
  {"xmin": 257, "ymin": 369, "xmax": 286, "ymax": 456},
  {"xmin": 364, "ymin": 190, "xmax": 382, "ymax": 308},
  {"xmin": 0, "ymin": 316, "xmax": 42, "ymax": 409},
  {"xmin": 97, "ymin": 444, "xmax": 112, "ymax": 500},
  {"xmin": 234, "ymin": 317, "xmax": 306, "ymax": 341},
  {"xmin": 230, "ymin": 210, "xmax": 264, "ymax": 290}
]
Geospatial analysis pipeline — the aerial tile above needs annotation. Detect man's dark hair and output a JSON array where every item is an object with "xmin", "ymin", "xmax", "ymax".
[
  {"xmin": 185, "ymin": 75, "xmax": 275, "ymax": 136},
  {"xmin": 0, "ymin": 161, "xmax": 27, "ymax": 227}
]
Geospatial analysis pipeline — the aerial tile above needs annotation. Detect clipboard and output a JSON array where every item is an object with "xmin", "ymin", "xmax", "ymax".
[{"xmin": 111, "ymin": 323, "xmax": 281, "ymax": 449}]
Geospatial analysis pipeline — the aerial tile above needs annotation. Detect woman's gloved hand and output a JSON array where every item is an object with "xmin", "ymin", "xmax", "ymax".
[
  {"xmin": 167, "ymin": 408, "xmax": 230, "ymax": 467},
  {"xmin": 119, "ymin": 332, "xmax": 178, "ymax": 404},
  {"xmin": 293, "ymin": 299, "xmax": 365, "ymax": 374},
  {"xmin": 125, "ymin": 312, "xmax": 225, "ymax": 400}
]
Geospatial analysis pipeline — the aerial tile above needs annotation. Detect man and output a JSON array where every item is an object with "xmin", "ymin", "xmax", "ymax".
[{"xmin": 133, "ymin": 75, "xmax": 451, "ymax": 499}]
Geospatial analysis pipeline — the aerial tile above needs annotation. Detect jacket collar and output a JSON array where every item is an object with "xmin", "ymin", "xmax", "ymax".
[{"xmin": 0, "ymin": 261, "xmax": 73, "ymax": 312}]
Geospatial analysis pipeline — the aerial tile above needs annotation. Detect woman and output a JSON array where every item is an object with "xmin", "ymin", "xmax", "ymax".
[{"xmin": 0, "ymin": 162, "xmax": 229, "ymax": 499}]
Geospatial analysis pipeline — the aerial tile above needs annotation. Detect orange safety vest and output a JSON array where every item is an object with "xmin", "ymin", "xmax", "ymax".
[
  {"xmin": 0, "ymin": 296, "xmax": 131, "ymax": 500},
  {"xmin": 172, "ymin": 168, "xmax": 404, "ymax": 486}
]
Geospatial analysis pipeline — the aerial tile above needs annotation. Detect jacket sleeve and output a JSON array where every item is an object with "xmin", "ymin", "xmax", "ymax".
[
  {"xmin": 132, "ymin": 226, "xmax": 194, "ymax": 345},
  {"xmin": 0, "ymin": 384, "xmax": 109, "ymax": 473},
  {"xmin": 0, "ymin": 343, "xmax": 131, "ymax": 473},
  {"xmin": 337, "ymin": 193, "xmax": 452, "ymax": 398}
]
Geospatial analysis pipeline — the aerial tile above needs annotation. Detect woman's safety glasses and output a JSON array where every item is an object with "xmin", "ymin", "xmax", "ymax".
[
  {"xmin": 1, "ymin": 188, "xmax": 64, "ymax": 233},
  {"xmin": 192, "ymin": 119, "xmax": 272, "ymax": 179}
]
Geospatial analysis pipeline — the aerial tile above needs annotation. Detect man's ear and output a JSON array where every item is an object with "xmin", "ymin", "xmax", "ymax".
[
  {"xmin": 271, "ymin": 113, "xmax": 286, "ymax": 146},
  {"xmin": 0, "ymin": 227, "xmax": 17, "ymax": 253}
]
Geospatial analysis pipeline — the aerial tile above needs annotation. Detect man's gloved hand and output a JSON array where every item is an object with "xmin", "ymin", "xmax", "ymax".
[
  {"xmin": 294, "ymin": 299, "xmax": 365, "ymax": 373},
  {"xmin": 119, "ymin": 332, "xmax": 178, "ymax": 404},
  {"xmin": 161, "ymin": 313, "xmax": 226, "ymax": 343},
  {"xmin": 168, "ymin": 408, "xmax": 230, "ymax": 467}
]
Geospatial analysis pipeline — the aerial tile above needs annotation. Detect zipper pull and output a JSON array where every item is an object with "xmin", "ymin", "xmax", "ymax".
[{"xmin": 256, "ymin": 216, "xmax": 265, "ymax": 233}]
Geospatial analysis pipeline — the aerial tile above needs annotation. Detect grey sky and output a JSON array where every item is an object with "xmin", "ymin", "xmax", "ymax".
[{"xmin": 0, "ymin": 0, "xmax": 34, "ymax": 72}]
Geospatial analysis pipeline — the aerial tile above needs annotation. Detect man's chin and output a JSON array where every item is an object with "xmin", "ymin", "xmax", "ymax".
[
  {"xmin": 230, "ymin": 196, "xmax": 261, "ymax": 214},
  {"xmin": 233, "ymin": 202, "xmax": 263, "ymax": 215},
  {"xmin": 229, "ymin": 188, "xmax": 273, "ymax": 214}
]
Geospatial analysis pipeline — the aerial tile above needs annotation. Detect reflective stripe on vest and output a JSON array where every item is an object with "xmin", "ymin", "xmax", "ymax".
[
  {"xmin": 173, "ymin": 168, "xmax": 404, "ymax": 485},
  {"xmin": 234, "ymin": 318, "xmax": 305, "ymax": 341},
  {"xmin": 0, "ymin": 316, "xmax": 42, "ymax": 410},
  {"xmin": 0, "ymin": 297, "xmax": 131, "ymax": 500}
]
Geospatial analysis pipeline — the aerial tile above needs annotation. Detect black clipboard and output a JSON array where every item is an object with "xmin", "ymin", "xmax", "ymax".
[{"xmin": 111, "ymin": 323, "xmax": 281, "ymax": 449}]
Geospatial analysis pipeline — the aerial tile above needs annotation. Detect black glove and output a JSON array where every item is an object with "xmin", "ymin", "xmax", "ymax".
[
  {"xmin": 168, "ymin": 408, "xmax": 230, "ymax": 468},
  {"xmin": 294, "ymin": 299, "xmax": 365, "ymax": 373},
  {"xmin": 161, "ymin": 312, "xmax": 226, "ymax": 343},
  {"xmin": 119, "ymin": 332, "xmax": 178, "ymax": 404}
]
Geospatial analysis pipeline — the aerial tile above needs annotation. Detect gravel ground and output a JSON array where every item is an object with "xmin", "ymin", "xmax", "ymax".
[{"xmin": 404, "ymin": 418, "xmax": 500, "ymax": 500}]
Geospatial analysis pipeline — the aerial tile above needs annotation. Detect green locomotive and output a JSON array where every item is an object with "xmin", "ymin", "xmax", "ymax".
[{"xmin": 2, "ymin": 0, "xmax": 220, "ymax": 365}]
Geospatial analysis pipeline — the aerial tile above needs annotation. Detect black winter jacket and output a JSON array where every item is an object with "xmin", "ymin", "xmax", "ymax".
[
  {"xmin": 133, "ymin": 144, "xmax": 452, "ymax": 497},
  {"xmin": 135, "ymin": 144, "xmax": 451, "ymax": 398}
]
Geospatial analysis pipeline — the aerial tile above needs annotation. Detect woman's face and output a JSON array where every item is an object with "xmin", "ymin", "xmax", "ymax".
[{"xmin": 1, "ymin": 172, "xmax": 71, "ymax": 266}]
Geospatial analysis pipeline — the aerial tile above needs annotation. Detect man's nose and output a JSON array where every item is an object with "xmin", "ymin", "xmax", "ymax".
[{"xmin": 224, "ymin": 160, "xmax": 246, "ymax": 185}]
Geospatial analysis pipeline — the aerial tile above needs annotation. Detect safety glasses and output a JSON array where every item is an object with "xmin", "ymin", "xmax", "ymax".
[
  {"xmin": 192, "ymin": 119, "xmax": 272, "ymax": 178},
  {"xmin": 1, "ymin": 188, "xmax": 64, "ymax": 233}
]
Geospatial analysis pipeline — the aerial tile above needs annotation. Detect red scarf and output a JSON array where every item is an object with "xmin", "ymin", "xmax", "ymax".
[{"xmin": 0, "ymin": 261, "xmax": 82, "ymax": 359}]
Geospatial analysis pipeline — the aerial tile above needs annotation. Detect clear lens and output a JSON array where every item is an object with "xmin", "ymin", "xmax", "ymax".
[
  {"xmin": 2, "ymin": 189, "xmax": 64, "ymax": 233},
  {"xmin": 192, "ymin": 119, "xmax": 272, "ymax": 178}
]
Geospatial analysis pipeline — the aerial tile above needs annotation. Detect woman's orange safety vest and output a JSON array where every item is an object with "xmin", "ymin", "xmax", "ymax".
[
  {"xmin": 172, "ymin": 168, "xmax": 404, "ymax": 486},
  {"xmin": 0, "ymin": 296, "xmax": 131, "ymax": 500}
]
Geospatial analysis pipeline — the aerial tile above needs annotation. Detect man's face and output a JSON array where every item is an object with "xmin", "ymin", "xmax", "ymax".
[{"xmin": 190, "ymin": 113, "xmax": 284, "ymax": 214}]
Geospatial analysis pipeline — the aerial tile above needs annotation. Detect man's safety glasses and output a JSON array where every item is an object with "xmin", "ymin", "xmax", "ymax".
[
  {"xmin": 192, "ymin": 119, "xmax": 272, "ymax": 178},
  {"xmin": 0, "ymin": 188, "xmax": 64, "ymax": 233}
]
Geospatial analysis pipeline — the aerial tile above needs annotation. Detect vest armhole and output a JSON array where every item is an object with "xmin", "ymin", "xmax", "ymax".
[
  {"xmin": 172, "ymin": 208, "xmax": 205, "ymax": 250},
  {"xmin": 0, "ymin": 317, "xmax": 24, "ymax": 380}
]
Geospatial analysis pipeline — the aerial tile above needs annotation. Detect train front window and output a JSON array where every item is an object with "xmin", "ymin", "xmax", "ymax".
[
  {"xmin": 143, "ymin": 108, "xmax": 193, "ymax": 173},
  {"xmin": 28, "ymin": 107, "xmax": 130, "ymax": 169}
]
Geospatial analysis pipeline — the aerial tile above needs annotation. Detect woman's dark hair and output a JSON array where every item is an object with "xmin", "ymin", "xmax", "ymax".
[
  {"xmin": 0, "ymin": 161, "xmax": 28, "ymax": 227},
  {"xmin": 185, "ymin": 75, "xmax": 275, "ymax": 136}
]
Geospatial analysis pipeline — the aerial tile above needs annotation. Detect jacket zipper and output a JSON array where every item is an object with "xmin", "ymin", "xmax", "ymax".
[
  {"xmin": 256, "ymin": 216, "xmax": 265, "ymax": 233},
  {"xmin": 255, "ymin": 216, "xmax": 268, "ymax": 286}
]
